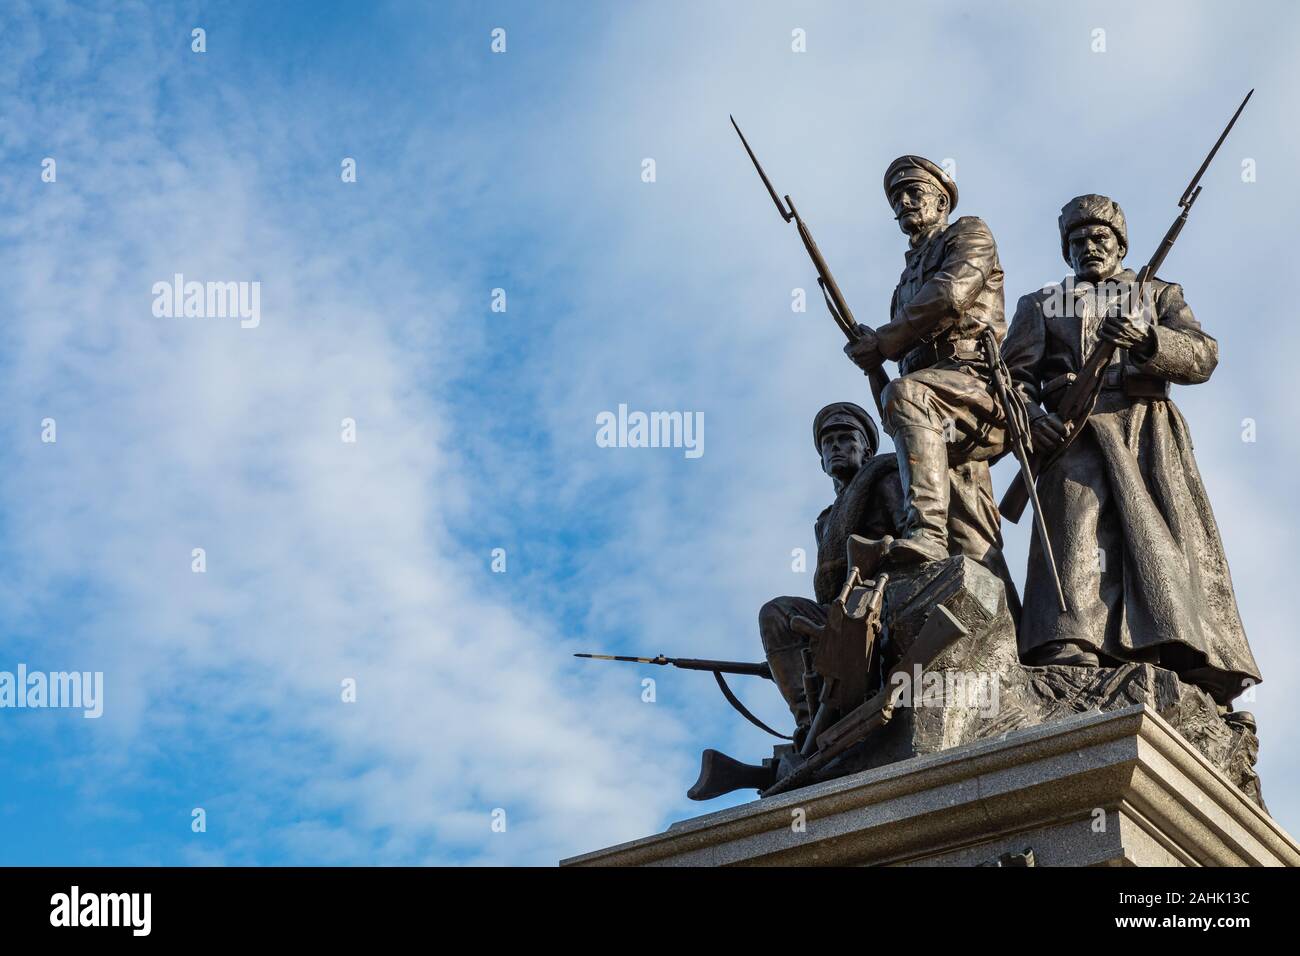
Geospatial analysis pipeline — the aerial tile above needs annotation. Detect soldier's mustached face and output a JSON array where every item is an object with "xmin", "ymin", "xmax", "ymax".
[
  {"xmin": 1068, "ymin": 224, "xmax": 1123, "ymax": 282},
  {"xmin": 889, "ymin": 183, "xmax": 947, "ymax": 238},
  {"xmin": 819, "ymin": 428, "xmax": 867, "ymax": 483}
]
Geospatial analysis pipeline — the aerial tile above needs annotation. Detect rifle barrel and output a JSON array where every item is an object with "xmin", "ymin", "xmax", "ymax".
[
  {"xmin": 574, "ymin": 653, "xmax": 772, "ymax": 679},
  {"xmin": 673, "ymin": 658, "xmax": 772, "ymax": 678}
]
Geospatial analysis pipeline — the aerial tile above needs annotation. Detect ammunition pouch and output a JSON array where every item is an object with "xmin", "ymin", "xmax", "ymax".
[
  {"xmin": 1120, "ymin": 370, "xmax": 1170, "ymax": 400},
  {"xmin": 1103, "ymin": 364, "xmax": 1171, "ymax": 400}
]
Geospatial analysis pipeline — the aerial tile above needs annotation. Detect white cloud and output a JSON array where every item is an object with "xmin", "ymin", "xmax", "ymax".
[
  {"xmin": 0, "ymin": 4, "xmax": 692, "ymax": 865},
  {"xmin": 3, "ymin": 0, "xmax": 1298, "ymax": 865}
]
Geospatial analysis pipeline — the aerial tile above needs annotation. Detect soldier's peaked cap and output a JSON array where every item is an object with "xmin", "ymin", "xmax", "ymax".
[
  {"xmin": 1058, "ymin": 194, "xmax": 1128, "ymax": 263},
  {"xmin": 883, "ymin": 155, "xmax": 957, "ymax": 211},
  {"xmin": 813, "ymin": 402, "xmax": 879, "ymax": 457}
]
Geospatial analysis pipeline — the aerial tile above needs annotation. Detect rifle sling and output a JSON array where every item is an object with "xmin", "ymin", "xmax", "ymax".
[{"xmin": 713, "ymin": 671, "xmax": 793, "ymax": 741}]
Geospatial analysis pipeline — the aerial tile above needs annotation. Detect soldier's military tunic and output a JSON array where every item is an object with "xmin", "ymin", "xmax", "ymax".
[
  {"xmin": 881, "ymin": 216, "xmax": 1019, "ymax": 610},
  {"xmin": 759, "ymin": 454, "xmax": 903, "ymax": 727}
]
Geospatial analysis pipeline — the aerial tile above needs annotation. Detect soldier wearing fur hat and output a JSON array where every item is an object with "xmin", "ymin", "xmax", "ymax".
[
  {"xmin": 1001, "ymin": 193, "xmax": 1260, "ymax": 706},
  {"xmin": 842, "ymin": 156, "xmax": 1018, "ymax": 606},
  {"xmin": 758, "ymin": 402, "xmax": 903, "ymax": 741}
]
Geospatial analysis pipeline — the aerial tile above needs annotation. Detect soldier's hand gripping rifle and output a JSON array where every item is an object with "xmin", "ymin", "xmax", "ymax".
[
  {"xmin": 574, "ymin": 653, "xmax": 792, "ymax": 740},
  {"xmin": 1000, "ymin": 90, "xmax": 1254, "ymax": 524},
  {"xmin": 731, "ymin": 115, "xmax": 891, "ymax": 419}
]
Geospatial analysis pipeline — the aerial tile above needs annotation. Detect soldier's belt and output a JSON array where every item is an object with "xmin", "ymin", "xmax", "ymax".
[
  {"xmin": 904, "ymin": 337, "xmax": 984, "ymax": 370},
  {"xmin": 1043, "ymin": 367, "xmax": 1168, "ymax": 410}
]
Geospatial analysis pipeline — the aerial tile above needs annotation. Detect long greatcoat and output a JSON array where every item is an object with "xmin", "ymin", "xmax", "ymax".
[{"xmin": 1001, "ymin": 269, "xmax": 1260, "ymax": 704}]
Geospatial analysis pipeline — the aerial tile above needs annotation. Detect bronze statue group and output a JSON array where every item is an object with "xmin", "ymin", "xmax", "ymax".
[{"xmin": 760, "ymin": 151, "xmax": 1261, "ymax": 753}]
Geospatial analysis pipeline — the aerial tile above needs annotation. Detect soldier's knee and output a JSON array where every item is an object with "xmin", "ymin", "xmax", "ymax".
[
  {"xmin": 759, "ymin": 598, "xmax": 783, "ymax": 632},
  {"xmin": 883, "ymin": 377, "xmax": 933, "ymax": 427},
  {"xmin": 759, "ymin": 598, "xmax": 793, "ymax": 650}
]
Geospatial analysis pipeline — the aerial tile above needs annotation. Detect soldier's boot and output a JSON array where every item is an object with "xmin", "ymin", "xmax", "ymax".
[
  {"xmin": 888, "ymin": 425, "xmax": 951, "ymax": 565},
  {"xmin": 758, "ymin": 604, "xmax": 812, "ymax": 738},
  {"xmin": 1223, "ymin": 709, "xmax": 1257, "ymax": 734},
  {"xmin": 1027, "ymin": 640, "xmax": 1100, "ymax": 667},
  {"xmin": 765, "ymin": 643, "xmax": 811, "ymax": 739}
]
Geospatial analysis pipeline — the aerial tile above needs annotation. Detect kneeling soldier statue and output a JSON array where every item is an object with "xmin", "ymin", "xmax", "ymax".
[{"xmin": 759, "ymin": 402, "xmax": 901, "ymax": 746}]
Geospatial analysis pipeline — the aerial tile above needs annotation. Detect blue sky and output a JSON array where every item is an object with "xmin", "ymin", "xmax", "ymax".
[{"xmin": 0, "ymin": 0, "xmax": 1297, "ymax": 865}]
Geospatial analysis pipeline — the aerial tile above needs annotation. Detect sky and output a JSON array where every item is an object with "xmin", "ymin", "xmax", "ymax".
[{"xmin": 0, "ymin": 0, "xmax": 1297, "ymax": 865}]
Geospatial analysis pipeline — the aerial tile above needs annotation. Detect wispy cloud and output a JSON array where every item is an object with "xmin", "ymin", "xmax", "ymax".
[{"xmin": 1, "ymin": 0, "xmax": 1297, "ymax": 865}]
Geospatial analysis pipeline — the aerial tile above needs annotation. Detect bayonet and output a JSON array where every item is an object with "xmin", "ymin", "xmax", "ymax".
[{"xmin": 731, "ymin": 115, "xmax": 890, "ymax": 417}]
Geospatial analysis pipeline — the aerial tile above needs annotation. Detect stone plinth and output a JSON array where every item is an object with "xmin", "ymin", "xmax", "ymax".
[{"xmin": 560, "ymin": 705, "xmax": 1299, "ymax": 867}]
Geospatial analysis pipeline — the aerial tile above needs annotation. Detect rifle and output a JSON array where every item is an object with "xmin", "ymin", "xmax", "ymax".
[
  {"xmin": 1001, "ymin": 90, "xmax": 1253, "ymax": 523},
  {"xmin": 982, "ymin": 328, "xmax": 1067, "ymax": 612},
  {"xmin": 574, "ymin": 652, "xmax": 790, "ymax": 740},
  {"xmin": 731, "ymin": 115, "xmax": 890, "ymax": 419}
]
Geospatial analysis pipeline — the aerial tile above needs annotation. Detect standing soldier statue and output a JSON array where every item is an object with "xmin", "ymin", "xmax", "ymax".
[
  {"xmin": 1001, "ymin": 194, "xmax": 1261, "ymax": 708},
  {"xmin": 842, "ymin": 156, "xmax": 1018, "ymax": 606},
  {"xmin": 758, "ymin": 402, "xmax": 901, "ymax": 744}
]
